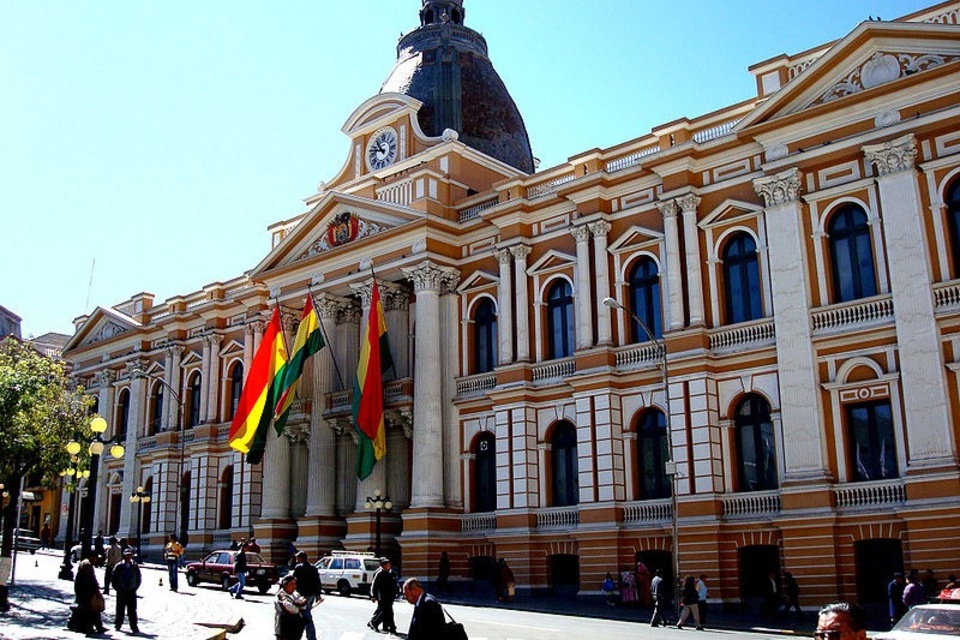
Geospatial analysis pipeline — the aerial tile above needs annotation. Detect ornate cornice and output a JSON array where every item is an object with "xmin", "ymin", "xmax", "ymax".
[
  {"xmin": 863, "ymin": 134, "xmax": 917, "ymax": 177},
  {"xmin": 753, "ymin": 168, "xmax": 803, "ymax": 208},
  {"xmin": 814, "ymin": 52, "xmax": 959, "ymax": 105}
]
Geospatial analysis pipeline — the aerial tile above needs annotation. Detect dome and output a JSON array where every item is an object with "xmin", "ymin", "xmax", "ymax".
[{"xmin": 380, "ymin": 1, "xmax": 534, "ymax": 173}]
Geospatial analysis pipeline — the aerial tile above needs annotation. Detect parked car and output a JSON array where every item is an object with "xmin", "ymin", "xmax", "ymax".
[
  {"xmin": 184, "ymin": 550, "xmax": 280, "ymax": 594},
  {"xmin": 12, "ymin": 529, "xmax": 41, "ymax": 554},
  {"xmin": 875, "ymin": 603, "xmax": 960, "ymax": 640},
  {"xmin": 316, "ymin": 551, "xmax": 381, "ymax": 597}
]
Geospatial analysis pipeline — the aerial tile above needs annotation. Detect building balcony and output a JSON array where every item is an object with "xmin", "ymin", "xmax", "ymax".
[
  {"xmin": 709, "ymin": 318, "xmax": 776, "ymax": 352},
  {"xmin": 811, "ymin": 293, "xmax": 894, "ymax": 335},
  {"xmin": 461, "ymin": 513, "xmax": 497, "ymax": 533},
  {"xmin": 622, "ymin": 498, "xmax": 672, "ymax": 525},
  {"xmin": 455, "ymin": 372, "xmax": 496, "ymax": 398},
  {"xmin": 834, "ymin": 478, "xmax": 905, "ymax": 511},
  {"xmin": 721, "ymin": 490, "xmax": 782, "ymax": 520},
  {"xmin": 536, "ymin": 506, "xmax": 580, "ymax": 530}
]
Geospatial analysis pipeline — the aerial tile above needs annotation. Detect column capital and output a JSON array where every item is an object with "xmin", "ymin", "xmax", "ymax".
[
  {"xmin": 381, "ymin": 283, "xmax": 411, "ymax": 312},
  {"xmin": 863, "ymin": 134, "xmax": 917, "ymax": 177},
  {"xmin": 493, "ymin": 248, "xmax": 513, "ymax": 265},
  {"xmin": 656, "ymin": 199, "xmax": 680, "ymax": 219},
  {"xmin": 95, "ymin": 369, "xmax": 116, "ymax": 388},
  {"xmin": 753, "ymin": 168, "xmax": 803, "ymax": 208},
  {"xmin": 164, "ymin": 343, "xmax": 185, "ymax": 359},
  {"xmin": 313, "ymin": 293, "xmax": 344, "ymax": 320},
  {"xmin": 676, "ymin": 193, "xmax": 701, "ymax": 214},
  {"xmin": 202, "ymin": 333, "xmax": 223, "ymax": 348},
  {"xmin": 588, "ymin": 220, "xmax": 611, "ymax": 238},
  {"xmin": 402, "ymin": 261, "xmax": 460, "ymax": 294},
  {"xmin": 510, "ymin": 244, "xmax": 531, "ymax": 262},
  {"xmin": 570, "ymin": 224, "xmax": 592, "ymax": 243},
  {"xmin": 281, "ymin": 309, "xmax": 299, "ymax": 332}
]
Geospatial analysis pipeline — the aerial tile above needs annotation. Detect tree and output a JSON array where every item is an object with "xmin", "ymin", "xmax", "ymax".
[{"xmin": 0, "ymin": 337, "xmax": 92, "ymax": 611}]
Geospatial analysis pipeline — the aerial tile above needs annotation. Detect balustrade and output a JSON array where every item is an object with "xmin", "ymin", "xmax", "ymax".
[
  {"xmin": 721, "ymin": 491, "xmax": 782, "ymax": 519},
  {"xmin": 811, "ymin": 294, "xmax": 893, "ymax": 332},
  {"xmin": 604, "ymin": 145, "xmax": 660, "ymax": 172},
  {"xmin": 461, "ymin": 513, "xmax": 497, "ymax": 533},
  {"xmin": 709, "ymin": 319, "xmax": 776, "ymax": 351},
  {"xmin": 622, "ymin": 499, "xmax": 672, "ymax": 524},
  {"xmin": 532, "ymin": 358, "xmax": 576, "ymax": 382},
  {"xmin": 614, "ymin": 342, "xmax": 662, "ymax": 369},
  {"xmin": 834, "ymin": 479, "xmax": 905, "ymax": 509},
  {"xmin": 456, "ymin": 373, "xmax": 496, "ymax": 396},
  {"xmin": 536, "ymin": 506, "xmax": 580, "ymax": 529}
]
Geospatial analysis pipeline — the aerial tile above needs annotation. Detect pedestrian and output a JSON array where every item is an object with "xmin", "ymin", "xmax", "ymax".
[
  {"xmin": 620, "ymin": 565, "xmax": 637, "ymax": 606},
  {"xmin": 164, "ymin": 533, "xmax": 184, "ymax": 592},
  {"xmin": 275, "ymin": 574, "xmax": 308, "ymax": 640},
  {"xmin": 496, "ymin": 558, "xmax": 515, "ymax": 602},
  {"xmin": 292, "ymin": 551, "xmax": 322, "ymax": 640},
  {"xmin": 39, "ymin": 522, "xmax": 51, "ymax": 550},
  {"xmin": 649, "ymin": 568, "xmax": 669, "ymax": 627},
  {"xmin": 229, "ymin": 539, "xmax": 239, "ymax": 551},
  {"xmin": 602, "ymin": 572, "xmax": 618, "ymax": 606},
  {"xmin": 636, "ymin": 561, "xmax": 652, "ymax": 607},
  {"xmin": 782, "ymin": 572, "xmax": 802, "ymax": 620},
  {"xmin": 229, "ymin": 545, "xmax": 248, "ymax": 599},
  {"xmin": 403, "ymin": 577, "xmax": 446, "ymax": 639},
  {"xmin": 369, "ymin": 557, "xmax": 399, "ymax": 634},
  {"xmin": 888, "ymin": 572, "xmax": 907, "ymax": 628},
  {"xmin": 762, "ymin": 571, "xmax": 781, "ymax": 619},
  {"xmin": 70, "ymin": 550, "xmax": 106, "ymax": 635},
  {"xmin": 437, "ymin": 551, "xmax": 452, "ymax": 595},
  {"xmin": 103, "ymin": 536, "xmax": 122, "ymax": 595},
  {"xmin": 247, "ymin": 537, "xmax": 261, "ymax": 553},
  {"xmin": 677, "ymin": 575, "xmax": 703, "ymax": 630},
  {"xmin": 94, "ymin": 529, "xmax": 105, "ymax": 560},
  {"xmin": 696, "ymin": 574, "xmax": 709, "ymax": 625},
  {"xmin": 111, "ymin": 547, "xmax": 141, "ymax": 634},
  {"xmin": 816, "ymin": 602, "xmax": 867, "ymax": 640},
  {"xmin": 903, "ymin": 570, "xmax": 927, "ymax": 609}
]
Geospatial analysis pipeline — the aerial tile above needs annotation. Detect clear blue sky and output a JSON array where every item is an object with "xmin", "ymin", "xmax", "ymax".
[{"xmin": 1, "ymin": 0, "xmax": 934, "ymax": 338}]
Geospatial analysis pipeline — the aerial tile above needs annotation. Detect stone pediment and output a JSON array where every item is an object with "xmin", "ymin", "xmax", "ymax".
[
  {"xmin": 699, "ymin": 199, "xmax": 763, "ymax": 229},
  {"xmin": 607, "ymin": 225, "xmax": 664, "ymax": 255},
  {"xmin": 64, "ymin": 306, "xmax": 140, "ymax": 352},
  {"xmin": 527, "ymin": 249, "xmax": 576, "ymax": 276},
  {"xmin": 739, "ymin": 21, "xmax": 960, "ymax": 131},
  {"xmin": 457, "ymin": 270, "xmax": 499, "ymax": 294},
  {"xmin": 250, "ymin": 193, "xmax": 424, "ymax": 276}
]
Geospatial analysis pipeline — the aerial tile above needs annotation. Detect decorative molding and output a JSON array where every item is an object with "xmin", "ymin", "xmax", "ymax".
[
  {"xmin": 863, "ymin": 134, "xmax": 918, "ymax": 177},
  {"xmin": 403, "ymin": 261, "xmax": 460, "ymax": 294},
  {"xmin": 89, "ymin": 321, "xmax": 129, "ymax": 345},
  {"xmin": 493, "ymin": 248, "xmax": 513, "ymax": 265},
  {"xmin": 298, "ymin": 212, "xmax": 387, "ymax": 260},
  {"xmin": 676, "ymin": 194, "xmax": 701, "ymax": 214},
  {"xmin": 875, "ymin": 109, "xmax": 902, "ymax": 129},
  {"xmin": 570, "ymin": 225, "xmax": 592, "ymax": 243},
  {"xmin": 656, "ymin": 199, "xmax": 679, "ymax": 219},
  {"xmin": 765, "ymin": 142, "xmax": 789, "ymax": 162},
  {"xmin": 587, "ymin": 220, "xmax": 611, "ymax": 238},
  {"xmin": 815, "ymin": 52, "xmax": 958, "ymax": 105},
  {"xmin": 510, "ymin": 245, "xmax": 531, "ymax": 262},
  {"xmin": 753, "ymin": 168, "xmax": 803, "ymax": 208}
]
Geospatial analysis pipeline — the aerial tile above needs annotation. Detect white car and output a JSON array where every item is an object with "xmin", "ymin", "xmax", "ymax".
[
  {"xmin": 316, "ymin": 551, "xmax": 381, "ymax": 597},
  {"xmin": 875, "ymin": 603, "xmax": 960, "ymax": 640}
]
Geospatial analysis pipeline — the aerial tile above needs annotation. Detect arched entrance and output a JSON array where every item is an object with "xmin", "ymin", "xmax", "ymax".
[
  {"xmin": 739, "ymin": 545, "xmax": 780, "ymax": 613},
  {"xmin": 856, "ymin": 539, "xmax": 903, "ymax": 603},
  {"xmin": 548, "ymin": 554, "xmax": 580, "ymax": 599}
]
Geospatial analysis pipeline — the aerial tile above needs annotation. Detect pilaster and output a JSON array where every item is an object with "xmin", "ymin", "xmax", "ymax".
[
  {"xmin": 571, "ymin": 224, "xmax": 594, "ymax": 350},
  {"xmin": 589, "ymin": 221, "xmax": 613, "ymax": 345},
  {"xmin": 678, "ymin": 194, "xmax": 705, "ymax": 326},
  {"xmin": 657, "ymin": 199, "xmax": 685, "ymax": 330},
  {"xmin": 494, "ymin": 248, "xmax": 515, "ymax": 365},
  {"xmin": 511, "ymin": 245, "xmax": 532, "ymax": 362}
]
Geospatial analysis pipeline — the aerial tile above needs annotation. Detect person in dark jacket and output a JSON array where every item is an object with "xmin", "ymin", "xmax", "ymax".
[
  {"xmin": 229, "ymin": 546, "xmax": 248, "ymax": 599},
  {"xmin": 677, "ymin": 575, "xmax": 703, "ymax": 630},
  {"xmin": 292, "ymin": 551, "xmax": 322, "ymax": 640},
  {"xmin": 70, "ymin": 550, "xmax": 105, "ymax": 635},
  {"xmin": 403, "ymin": 578, "xmax": 445, "ymax": 639},
  {"xmin": 888, "ymin": 573, "xmax": 907, "ymax": 628},
  {"xmin": 111, "ymin": 547, "xmax": 142, "ymax": 634},
  {"xmin": 649, "ymin": 569, "xmax": 669, "ymax": 627},
  {"xmin": 369, "ymin": 558, "xmax": 399, "ymax": 634}
]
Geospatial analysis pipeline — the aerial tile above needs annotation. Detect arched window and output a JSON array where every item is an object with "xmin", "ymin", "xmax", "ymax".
[
  {"xmin": 188, "ymin": 372, "xmax": 202, "ymax": 427},
  {"xmin": 116, "ymin": 389, "xmax": 130, "ymax": 439},
  {"xmin": 829, "ymin": 204, "xmax": 878, "ymax": 303},
  {"xmin": 550, "ymin": 421, "xmax": 579, "ymax": 507},
  {"xmin": 474, "ymin": 432, "xmax": 496, "ymax": 513},
  {"xmin": 628, "ymin": 257, "xmax": 662, "ymax": 342},
  {"xmin": 946, "ymin": 179, "xmax": 960, "ymax": 276},
  {"xmin": 636, "ymin": 409, "xmax": 670, "ymax": 500},
  {"xmin": 846, "ymin": 400, "xmax": 897, "ymax": 481},
  {"xmin": 149, "ymin": 382, "xmax": 164, "ymax": 435},
  {"xmin": 227, "ymin": 362, "xmax": 244, "ymax": 421},
  {"xmin": 547, "ymin": 280, "xmax": 575, "ymax": 360},
  {"xmin": 219, "ymin": 466, "xmax": 234, "ymax": 529},
  {"xmin": 473, "ymin": 298, "xmax": 498, "ymax": 374},
  {"xmin": 723, "ymin": 232, "xmax": 763, "ymax": 324},
  {"xmin": 734, "ymin": 394, "xmax": 778, "ymax": 492}
]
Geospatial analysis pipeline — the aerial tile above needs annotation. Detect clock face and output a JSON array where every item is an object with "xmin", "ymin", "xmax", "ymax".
[{"xmin": 366, "ymin": 127, "xmax": 398, "ymax": 171}]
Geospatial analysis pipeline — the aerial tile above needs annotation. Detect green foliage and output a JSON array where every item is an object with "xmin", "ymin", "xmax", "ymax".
[{"xmin": 0, "ymin": 337, "xmax": 93, "ymax": 486}]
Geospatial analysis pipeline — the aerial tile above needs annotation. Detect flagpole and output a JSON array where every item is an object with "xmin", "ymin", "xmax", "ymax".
[{"xmin": 306, "ymin": 283, "xmax": 346, "ymax": 391}]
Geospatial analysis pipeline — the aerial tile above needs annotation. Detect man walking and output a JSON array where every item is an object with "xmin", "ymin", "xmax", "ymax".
[
  {"xmin": 403, "ymin": 578, "xmax": 445, "ymax": 639},
  {"xmin": 164, "ymin": 534, "xmax": 183, "ymax": 592},
  {"xmin": 369, "ymin": 557, "xmax": 399, "ymax": 634},
  {"xmin": 650, "ymin": 569, "xmax": 669, "ymax": 627},
  {"xmin": 112, "ymin": 547, "xmax": 141, "ymax": 634},
  {"xmin": 292, "ymin": 551, "xmax": 322, "ymax": 640},
  {"xmin": 229, "ymin": 545, "xmax": 248, "ymax": 599},
  {"xmin": 103, "ymin": 536, "xmax": 122, "ymax": 596}
]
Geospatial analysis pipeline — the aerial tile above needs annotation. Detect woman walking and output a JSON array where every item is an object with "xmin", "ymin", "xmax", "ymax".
[{"xmin": 677, "ymin": 575, "xmax": 703, "ymax": 630}]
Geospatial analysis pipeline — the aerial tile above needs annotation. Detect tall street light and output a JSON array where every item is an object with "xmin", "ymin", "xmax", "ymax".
[
  {"xmin": 129, "ymin": 486, "xmax": 151, "ymax": 563},
  {"xmin": 77, "ymin": 417, "xmax": 126, "ymax": 560},
  {"xmin": 131, "ymin": 368, "xmax": 187, "ymax": 546},
  {"xmin": 57, "ymin": 458, "xmax": 89, "ymax": 580},
  {"xmin": 602, "ymin": 297, "xmax": 681, "ymax": 607},
  {"xmin": 363, "ymin": 489, "xmax": 392, "ymax": 558}
]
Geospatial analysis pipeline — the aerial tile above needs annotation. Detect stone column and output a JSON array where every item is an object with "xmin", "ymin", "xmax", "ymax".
[
  {"xmin": 494, "ymin": 248, "xmax": 515, "ymax": 365},
  {"xmin": 590, "ymin": 221, "xmax": 613, "ymax": 346},
  {"xmin": 203, "ymin": 333, "xmax": 222, "ymax": 423},
  {"xmin": 678, "ymin": 194, "xmax": 705, "ymax": 326},
  {"xmin": 403, "ymin": 261, "xmax": 459, "ymax": 508},
  {"xmin": 119, "ymin": 364, "xmax": 146, "ymax": 537},
  {"xmin": 441, "ymin": 271, "xmax": 462, "ymax": 507},
  {"xmin": 381, "ymin": 283, "xmax": 410, "ymax": 379},
  {"xmin": 200, "ymin": 335, "xmax": 212, "ymax": 423},
  {"xmin": 94, "ymin": 371, "xmax": 116, "ymax": 531},
  {"xmin": 260, "ymin": 420, "xmax": 291, "ymax": 519},
  {"xmin": 864, "ymin": 134, "xmax": 955, "ymax": 465},
  {"xmin": 304, "ymin": 296, "xmax": 340, "ymax": 517},
  {"xmin": 753, "ymin": 168, "xmax": 828, "ymax": 481},
  {"xmin": 243, "ymin": 324, "xmax": 256, "ymax": 382},
  {"xmin": 161, "ymin": 347, "xmax": 175, "ymax": 431},
  {"xmin": 657, "ymin": 199, "xmax": 685, "ymax": 330},
  {"xmin": 352, "ymin": 282, "xmax": 389, "ymax": 511},
  {"xmin": 164, "ymin": 344, "xmax": 184, "ymax": 431},
  {"xmin": 571, "ymin": 225, "xmax": 594, "ymax": 350},
  {"xmin": 512, "ymin": 246, "xmax": 532, "ymax": 362}
]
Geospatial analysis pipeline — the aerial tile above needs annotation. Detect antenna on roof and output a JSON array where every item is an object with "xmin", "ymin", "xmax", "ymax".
[{"xmin": 85, "ymin": 258, "xmax": 96, "ymax": 311}]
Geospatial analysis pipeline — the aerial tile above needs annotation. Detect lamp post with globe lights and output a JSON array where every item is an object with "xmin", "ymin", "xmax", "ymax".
[
  {"xmin": 363, "ymin": 489, "xmax": 392, "ymax": 558},
  {"xmin": 602, "ymin": 296, "xmax": 681, "ymax": 606},
  {"xmin": 76, "ymin": 417, "xmax": 125, "ymax": 560},
  {"xmin": 57, "ymin": 456, "xmax": 89, "ymax": 580},
  {"xmin": 129, "ymin": 486, "xmax": 151, "ymax": 563}
]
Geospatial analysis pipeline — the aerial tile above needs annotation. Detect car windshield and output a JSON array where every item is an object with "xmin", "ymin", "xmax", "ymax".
[{"xmin": 893, "ymin": 608, "xmax": 960, "ymax": 635}]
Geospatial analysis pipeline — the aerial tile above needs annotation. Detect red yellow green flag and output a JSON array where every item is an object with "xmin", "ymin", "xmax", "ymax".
[
  {"xmin": 274, "ymin": 294, "xmax": 326, "ymax": 432},
  {"xmin": 228, "ymin": 307, "xmax": 288, "ymax": 464},
  {"xmin": 352, "ymin": 279, "xmax": 394, "ymax": 480}
]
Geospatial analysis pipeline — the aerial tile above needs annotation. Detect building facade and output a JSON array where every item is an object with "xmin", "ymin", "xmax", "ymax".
[{"xmin": 62, "ymin": 0, "xmax": 960, "ymax": 609}]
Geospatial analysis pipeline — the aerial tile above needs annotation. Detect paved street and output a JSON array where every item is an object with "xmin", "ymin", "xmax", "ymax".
[{"xmin": 1, "ymin": 550, "xmax": 816, "ymax": 640}]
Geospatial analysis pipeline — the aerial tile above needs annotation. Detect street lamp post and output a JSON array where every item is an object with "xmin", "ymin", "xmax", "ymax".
[
  {"xmin": 77, "ymin": 417, "xmax": 126, "ymax": 560},
  {"xmin": 57, "ymin": 457, "xmax": 89, "ymax": 580},
  {"xmin": 363, "ymin": 489, "xmax": 392, "ymax": 558},
  {"xmin": 129, "ymin": 486, "xmax": 151, "ymax": 563},
  {"xmin": 602, "ymin": 297, "xmax": 681, "ymax": 607}
]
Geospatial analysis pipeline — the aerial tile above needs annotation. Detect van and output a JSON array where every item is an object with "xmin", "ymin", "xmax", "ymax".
[{"xmin": 316, "ymin": 551, "xmax": 381, "ymax": 597}]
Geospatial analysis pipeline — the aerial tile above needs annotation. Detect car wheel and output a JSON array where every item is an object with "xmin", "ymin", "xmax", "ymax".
[
  {"xmin": 337, "ymin": 580, "xmax": 351, "ymax": 598},
  {"xmin": 257, "ymin": 583, "xmax": 270, "ymax": 594},
  {"xmin": 186, "ymin": 572, "xmax": 199, "ymax": 587},
  {"xmin": 221, "ymin": 575, "xmax": 232, "ymax": 591}
]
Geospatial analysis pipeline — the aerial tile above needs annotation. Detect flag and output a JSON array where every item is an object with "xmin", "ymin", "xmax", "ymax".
[
  {"xmin": 352, "ymin": 279, "xmax": 394, "ymax": 480},
  {"xmin": 228, "ymin": 307, "xmax": 288, "ymax": 464},
  {"xmin": 274, "ymin": 294, "xmax": 326, "ymax": 432}
]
